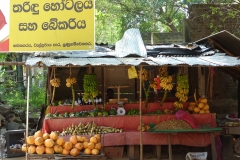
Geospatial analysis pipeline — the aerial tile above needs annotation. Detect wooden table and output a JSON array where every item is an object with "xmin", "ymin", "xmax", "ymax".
[{"xmin": 148, "ymin": 128, "xmax": 222, "ymax": 160}]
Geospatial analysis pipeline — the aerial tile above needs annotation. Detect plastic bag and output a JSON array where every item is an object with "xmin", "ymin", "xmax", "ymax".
[
  {"xmin": 175, "ymin": 109, "xmax": 200, "ymax": 129},
  {"xmin": 128, "ymin": 66, "xmax": 138, "ymax": 79},
  {"xmin": 186, "ymin": 152, "xmax": 207, "ymax": 160}
]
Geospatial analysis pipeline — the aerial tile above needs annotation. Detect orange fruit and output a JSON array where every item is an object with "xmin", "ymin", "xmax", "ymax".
[
  {"xmin": 205, "ymin": 110, "xmax": 210, "ymax": 113},
  {"xmin": 193, "ymin": 107, "xmax": 200, "ymax": 113},
  {"xmin": 199, "ymin": 109, "xmax": 205, "ymax": 114},
  {"xmin": 203, "ymin": 104, "xmax": 209, "ymax": 110},
  {"xmin": 198, "ymin": 103, "xmax": 204, "ymax": 109}
]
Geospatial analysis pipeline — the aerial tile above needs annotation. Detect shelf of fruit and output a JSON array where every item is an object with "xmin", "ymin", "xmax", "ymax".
[{"xmin": 45, "ymin": 107, "xmax": 177, "ymax": 119}]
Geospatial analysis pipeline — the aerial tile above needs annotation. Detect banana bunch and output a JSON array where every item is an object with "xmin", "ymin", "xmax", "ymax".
[
  {"xmin": 66, "ymin": 77, "xmax": 77, "ymax": 87},
  {"xmin": 50, "ymin": 78, "xmax": 61, "ymax": 104},
  {"xmin": 175, "ymin": 74, "xmax": 189, "ymax": 104},
  {"xmin": 138, "ymin": 69, "xmax": 148, "ymax": 80},
  {"xmin": 158, "ymin": 66, "xmax": 168, "ymax": 76},
  {"xmin": 149, "ymin": 82, "xmax": 157, "ymax": 89},
  {"xmin": 65, "ymin": 76, "xmax": 77, "ymax": 109},
  {"xmin": 50, "ymin": 78, "xmax": 60, "ymax": 87},
  {"xmin": 160, "ymin": 76, "xmax": 173, "ymax": 91},
  {"xmin": 174, "ymin": 101, "xmax": 184, "ymax": 108},
  {"xmin": 83, "ymin": 74, "xmax": 99, "ymax": 107}
]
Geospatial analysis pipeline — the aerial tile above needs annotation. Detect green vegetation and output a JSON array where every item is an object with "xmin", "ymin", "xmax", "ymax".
[{"xmin": 0, "ymin": 53, "xmax": 46, "ymax": 110}]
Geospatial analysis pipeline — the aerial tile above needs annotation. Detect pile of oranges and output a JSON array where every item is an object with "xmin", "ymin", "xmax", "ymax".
[
  {"xmin": 188, "ymin": 97, "xmax": 210, "ymax": 114},
  {"xmin": 22, "ymin": 130, "xmax": 101, "ymax": 157}
]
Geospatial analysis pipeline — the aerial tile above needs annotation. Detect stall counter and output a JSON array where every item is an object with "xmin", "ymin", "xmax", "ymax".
[{"xmin": 42, "ymin": 113, "xmax": 217, "ymax": 147}]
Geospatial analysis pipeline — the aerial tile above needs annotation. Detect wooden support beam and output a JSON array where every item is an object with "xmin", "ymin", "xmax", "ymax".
[
  {"xmin": 0, "ymin": 61, "xmax": 25, "ymax": 66},
  {"xmin": 238, "ymin": 79, "xmax": 240, "ymax": 118},
  {"xmin": 168, "ymin": 134, "xmax": 173, "ymax": 160},
  {"xmin": 155, "ymin": 145, "xmax": 161, "ymax": 160},
  {"xmin": 208, "ymin": 38, "xmax": 234, "ymax": 56},
  {"xmin": 210, "ymin": 133, "xmax": 217, "ymax": 160}
]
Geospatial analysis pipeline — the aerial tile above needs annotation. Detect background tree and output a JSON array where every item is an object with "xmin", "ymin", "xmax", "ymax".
[{"xmin": 95, "ymin": 0, "xmax": 186, "ymax": 44}]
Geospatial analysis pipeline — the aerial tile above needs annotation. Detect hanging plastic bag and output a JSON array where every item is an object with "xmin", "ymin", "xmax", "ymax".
[{"xmin": 128, "ymin": 66, "xmax": 138, "ymax": 79}]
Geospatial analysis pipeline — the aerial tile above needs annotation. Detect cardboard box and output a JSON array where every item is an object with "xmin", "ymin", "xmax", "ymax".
[{"xmin": 104, "ymin": 146, "xmax": 124, "ymax": 158}]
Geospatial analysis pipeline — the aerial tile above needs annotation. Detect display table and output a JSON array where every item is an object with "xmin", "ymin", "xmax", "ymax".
[
  {"xmin": 49, "ymin": 102, "xmax": 190, "ymax": 114},
  {"xmin": 43, "ymin": 103, "xmax": 220, "ymax": 160},
  {"xmin": 42, "ymin": 113, "xmax": 217, "ymax": 147}
]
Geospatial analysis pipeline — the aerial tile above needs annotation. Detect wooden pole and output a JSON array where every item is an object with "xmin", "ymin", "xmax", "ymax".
[
  {"xmin": 238, "ymin": 79, "xmax": 240, "ymax": 118},
  {"xmin": 139, "ymin": 66, "xmax": 143, "ymax": 160},
  {"xmin": 210, "ymin": 70, "xmax": 213, "ymax": 103},
  {"xmin": 102, "ymin": 66, "xmax": 106, "ymax": 105},
  {"xmin": 0, "ymin": 61, "xmax": 25, "ymax": 66},
  {"xmin": 101, "ymin": 67, "xmax": 106, "ymax": 104},
  {"xmin": 25, "ymin": 67, "xmax": 30, "ymax": 160}
]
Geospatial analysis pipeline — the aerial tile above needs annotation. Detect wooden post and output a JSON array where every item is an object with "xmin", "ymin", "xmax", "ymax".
[
  {"xmin": 102, "ymin": 67, "xmax": 105, "ymax": 105},
  {"xmin": 238, "ymin": 79, "xmax": 240, "ymax": 118},
  {"xmin": 210, "ymin": 133, "xmax": 217, "ymax": 160},
  {"xmin": 25, "ymin": 67, "xmax": 30, "ymax": 160},
  {"xmin": 127, "ymin": 145, "xmax": 135, "ymax": 159},
  {"xmin": 168, "ymin": 134, "xmax": 173, "ymax": 160},
  {"xmin": 155, "ymin": 145, "xmax": 161, "ymax": 160},
  {"xmin": 198, "ymin": 67, "xmax": 205, "ymax": 97},
  {"xmin": 139, "ymin": 66, "xmax": 143, "ymax": 160}
]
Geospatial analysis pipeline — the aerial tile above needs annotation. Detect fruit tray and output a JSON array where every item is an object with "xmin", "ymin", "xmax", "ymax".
[
  {"xmin": 27, "ymin": 153, "xmax": 104, "ymax": 160},
  {"xmin": 148, "ymin": 127, "xmax": 222, "ymax": 133},
  {"xmin": 54, "ymin": 153, "xmax": 104, "ymax": 159}
]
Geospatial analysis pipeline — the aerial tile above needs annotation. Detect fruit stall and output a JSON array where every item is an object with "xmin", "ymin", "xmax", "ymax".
[
  {"xmin": 21, "ymin": 29, "xmax": 240, "ymax": 160},
  {"xmin": 21, "ymin": 64, "xmax": 222, "ymax": 160}
]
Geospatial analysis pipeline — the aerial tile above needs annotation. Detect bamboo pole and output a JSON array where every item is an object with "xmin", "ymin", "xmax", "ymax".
[
  {"xmin": 210, "ymin": 71, "xmax": 213, "ymax": 103},
  {"xmin": 206, "ymin": 68, "xmax": 211, "ymax": 98},
  {"xmin": 139, "ymin": 66, "xmax": 143, "ymax": 160},
  {"xmin": 25, "ymin": 67, "xmax": 30, "ymax": 160},
  {"xmin": 103, "ymin": 67, "xmax": 106, "ymax": 105}
]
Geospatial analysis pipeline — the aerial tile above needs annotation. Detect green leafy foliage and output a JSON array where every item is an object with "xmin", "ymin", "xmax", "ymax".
[
  {"xmin": 29, "ymin": 70, "xmax": 46, "ymax": 109},
  {"xmin": 0, "ymin": 68, "xmax": 46, "ymax": 111}
]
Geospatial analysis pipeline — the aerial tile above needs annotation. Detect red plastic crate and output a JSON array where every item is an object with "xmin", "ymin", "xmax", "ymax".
[{"xmin": 104, "ymin": 146, "xmax": 124, "ymax": 158}]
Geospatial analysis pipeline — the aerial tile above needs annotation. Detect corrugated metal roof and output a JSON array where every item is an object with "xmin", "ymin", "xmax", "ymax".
[
  {"xmin": 25, "ymin": 53, "xmax": 240, "ymax": 67},
  {"xmin": 25, "ymin": 29, "xmax": 240, "ymax": 67}
]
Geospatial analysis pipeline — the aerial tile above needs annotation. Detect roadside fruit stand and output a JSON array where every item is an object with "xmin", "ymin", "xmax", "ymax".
[{"xmin": 22, "ymin": 29, "xmax": 240, "ymax": 160}]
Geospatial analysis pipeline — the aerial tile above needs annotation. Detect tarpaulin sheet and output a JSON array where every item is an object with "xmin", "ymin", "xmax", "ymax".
[
  {"xmin": 60, "ymin": 132, "xmax": 215, "ymax": 147},
  {"xmin": 42, "ymin": 114, "xmax": 217, "ymax": 147},
  {"xmin": 49, "ymin": 102, "xmax": 190, "ymax": 114}
]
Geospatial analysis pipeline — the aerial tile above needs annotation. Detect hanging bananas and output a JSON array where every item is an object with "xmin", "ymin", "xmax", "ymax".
[
  {"xmin": 158, "ymin": 66, "xmax": 168, "ymax": 76},
  {"xmin": 50, "ymin": 78, "xmax": 60, "ymax": 87},
  {"xmin": 174, "ymin": 101, "xmax": 184, "ymax": 109},
  {"xmin": 138, "ymin": 69, "xmax": 148, "ymax": 81},
  {"xmin": 174, "ymin": 74, "xmax": 189, "ymax": 108},
  {"xmin": 50, "ymin": 68, "xmax": 60, "ymax": 105},
  {"xmin": 83, "ymin": 73, "xmax": 99, "ymax": 108},
  {"xmin": 149, "ymin": 81, "xmax": 157, "ymax": 89},
  {"xmin": 160, "ymin": 76, "xmax": 173, "ymax": 91},
  {"xmin": 66, "ymin": 77, "xmax": 77, "ymax": 87}
]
